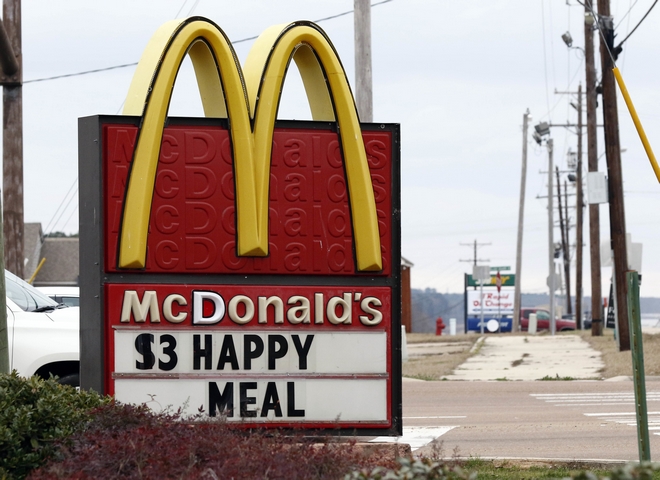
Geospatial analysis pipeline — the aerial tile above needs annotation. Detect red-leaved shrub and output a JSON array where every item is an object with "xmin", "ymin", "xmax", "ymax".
[{"xmin": 29, "ymin": 403, "xmax": 395, "ymax": 479}]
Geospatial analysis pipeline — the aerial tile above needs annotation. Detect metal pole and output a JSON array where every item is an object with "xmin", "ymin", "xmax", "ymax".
[
  {"xmin": 513, "ymin": 110, "xmax": 529, "ymax": 333},
  {"xmin": 576, "ymin": 83, "xmax": 584, "ymax": 330},
  {"xmin": 564, "ymin": 179, "xmax": 571, "ymax": 314},
  {"xmin": 354, "ymin": 0, "xmax": 373, "ymax": 122},
  {"xmin": 480, "ymin": 279, "xmax": 484, "ymax": 335},
  {"xmin": 556, "ymin": 168, "xmax": 571, "ymax": 315},
  {"xmin": 548, "ymin": 139, "xmax": 556, "ymax": 335},
  {"xmin": 497, "ymin": 294, "xmax": 501, "ymax": 333},
  {"xmin": 627, "ymin": 271, "xmax": 650, "ymax": 462}
]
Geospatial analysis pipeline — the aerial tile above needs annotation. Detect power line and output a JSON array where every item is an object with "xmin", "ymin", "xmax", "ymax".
[
  {"xmin": 616, "ymin": 0, "xmax": 658, "ymax": 48},
  {"xmin": 42, "ymin": 178, "xmax": 77, "ymax": 234},
  {"xmin": 23, "ymin": 0, "xmax": 394, "ymax": 85},
  {"xmin": 46, "ymin": 184, "xmax": 78, "ymax": 237},
  {"xmin": 616, "ymin": 0, "xmax": 640, "ymax": 29},
  {"xmin": 25, "ymin": 62, "xmax": 138, "ymax": 84}
]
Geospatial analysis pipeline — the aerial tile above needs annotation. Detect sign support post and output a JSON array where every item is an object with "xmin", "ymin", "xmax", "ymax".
[{"xmin": 480, "ymin": 279, "xmax": 484, "ymax": 334}]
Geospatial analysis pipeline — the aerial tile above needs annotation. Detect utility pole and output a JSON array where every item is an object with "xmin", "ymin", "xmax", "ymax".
[
  {"xmin": 354, "ymin": 0, "xmax": 373, "ymax": 122},
  {"xmin": 2, "ymin": 0, "xmax": 22, "ymax": 278},
  {"xmin": 556, "ymin": 167, "xmax": 572, "ymax": 315},
  {"xmin": 585, "ymin": 5, "xmax": 603, "ymax": 336},
  {"xmin": 460, "ymin": 239, "xmax": 491, "ymax": 266},
  {"xmin": 513, "ymin": 110, "xmax": 530, "ymax": 333},
  {"xmin": 547, "ymin": 139, "xmax": 556, "ymax": 335},
  {"xmin": 575, "ymin": 83, "xmax": 584, "ymax": 330},
  {"xmin": 0, "ymin": 1, "xmax": 18, "ymax": 373},
  {"xmin": 597, "ymin": 0, "xmax": 630, "ymax": 351}
]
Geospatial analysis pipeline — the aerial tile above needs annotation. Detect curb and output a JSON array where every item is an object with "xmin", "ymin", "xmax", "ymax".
[{"xmin": 469, "ymin": 336, "xmax": 485, "ymax": 354}]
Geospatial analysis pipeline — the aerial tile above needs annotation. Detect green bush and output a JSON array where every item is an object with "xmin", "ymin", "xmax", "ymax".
[
  {"xmin": 571, "ymin": 462, "xmax": 660, "ymax": 479},
  {"xmin": 345, "ymin": 457, "xmax": 476, "ymax": 480},
  {"xmin": 0, "ymin": 371, "xmax": 109, "ymax": 479}
]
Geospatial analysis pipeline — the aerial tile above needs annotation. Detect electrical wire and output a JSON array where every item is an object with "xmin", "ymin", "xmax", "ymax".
[
  {"xmin": 24, "ymin": 63, "xmax": 139, "ymax": 84},
  {"xmin": 616, "ymin": 0, "xmax": 640, "ymax": 29},
  {"xmin": 174, "ymin": 0, "xmax": 191, "ymax": 18},
  {"xmin": 616, "ymin": 0, "xmax": 658, "ymax": 48},
  {"xmin": 23, "ymin": 0, "xmax": 394, "ymax": 85},
  {"xmin": 60, "ymin": 205, "xmax": 79, "ymax": 233},
  {"xmin": 45, "ymin": 185, "xmax": 78, "ymax": 237},
  {"xmin": 42, "ymin": 178, "xmax": 77, "ymax": 235}
]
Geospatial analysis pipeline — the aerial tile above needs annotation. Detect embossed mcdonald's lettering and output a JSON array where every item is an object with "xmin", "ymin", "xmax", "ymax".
[{"xmin": 79, "ymin": 17, "xmax": 401, "ymax": 435}]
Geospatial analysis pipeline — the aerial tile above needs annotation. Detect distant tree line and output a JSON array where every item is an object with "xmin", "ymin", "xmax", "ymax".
[{"xmin": 45, "ymin": 231, "xmax": 78, "ymax": 238}]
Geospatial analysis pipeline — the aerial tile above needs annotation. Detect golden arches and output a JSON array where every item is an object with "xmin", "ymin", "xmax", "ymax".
[{"xmin": 118, "ymin": 17, "xmax": 382, "ymax": 272}]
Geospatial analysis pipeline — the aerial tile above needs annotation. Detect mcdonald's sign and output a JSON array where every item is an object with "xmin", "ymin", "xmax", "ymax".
[{"xmin": 79, "ymin": 18, "xmax": 401, "ymax": 435}]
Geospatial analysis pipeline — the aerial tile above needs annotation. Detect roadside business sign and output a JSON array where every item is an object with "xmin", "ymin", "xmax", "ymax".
[
  {"xmin": 466, "ymin": 288, "xmax": 514, "ymax": 316},
  {"xmin": 79, "ymin": 18, "xmax": 401, "ymax": 435},
  {"xmin": 466, "ymin": 274, "xmax": 515, "ymax": 288},
  {"xmin": 489, "ymin": 266, "xmax": 510, "ymax": 272}
]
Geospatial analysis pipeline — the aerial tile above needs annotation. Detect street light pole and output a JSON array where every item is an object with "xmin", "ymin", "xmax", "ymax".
[
  {"xmin": 576, "ymin": 83, "xmax": 584, "ymax": 330},
  {"xmin": 547, "ymin": 139, "xmax": 556, "ymax": 335},
  {"xmin": 556, "ymin": 167, "xmax": 571, "ymax": 316},
  {"xmin": 513, "ymin": 110, "xmax": 530, "ymax": 333}
]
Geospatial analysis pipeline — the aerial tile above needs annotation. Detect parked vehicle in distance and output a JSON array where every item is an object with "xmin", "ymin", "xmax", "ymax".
[
  {"xmin": 520, "ymin": 307, "xmax": 576, "ymax": 332},
  {"xmin": 562, "ymin": 312, "xmax": 592, "ymax": 330},
  {"xmin": 6, "ymin": 271, "xmax": 79, "ymax": 386},
  {"xmin": 37, "ymin": 286, "xmax": 80, "ymax": 307}
]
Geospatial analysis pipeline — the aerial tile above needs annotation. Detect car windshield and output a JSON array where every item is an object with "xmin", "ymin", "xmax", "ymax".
[
  {"xmin": 536, "ymin": 311, "xmax": 550, "ymax": 320},
  {"xmin": 5, "ymin": 270, "xmax": 59, "ymax": 312}
]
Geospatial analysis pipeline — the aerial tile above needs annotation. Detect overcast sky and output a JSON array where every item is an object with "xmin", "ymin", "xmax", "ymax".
[{"xmin": 15, "ymin": 1, "xmax": 660, "ymax": 300}]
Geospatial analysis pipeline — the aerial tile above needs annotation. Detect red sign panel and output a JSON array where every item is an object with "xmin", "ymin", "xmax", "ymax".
[{"xmin": 103, "ymin": 125, "xmax": 392, "ymax": 275}]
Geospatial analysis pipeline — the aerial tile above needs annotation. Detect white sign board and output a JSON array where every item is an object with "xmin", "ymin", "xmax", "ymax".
[
  {"xmin": 466, "ymin": 287, "xmax": 514, "ymax": 316},
  {"xmin": 587, "ymin": 172, "xmax": 608, "ymax": 204}
]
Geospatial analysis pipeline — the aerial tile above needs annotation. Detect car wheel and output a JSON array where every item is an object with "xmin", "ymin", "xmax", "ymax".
[{"xmin": 57, "ymin": 374, "xmax": 80, "ymax": 388}]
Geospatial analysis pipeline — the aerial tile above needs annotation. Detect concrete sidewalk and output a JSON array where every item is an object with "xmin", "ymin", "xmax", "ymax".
[{"xmin": 443, "ymin": 335, "xmax": 604, "ymax": 381}]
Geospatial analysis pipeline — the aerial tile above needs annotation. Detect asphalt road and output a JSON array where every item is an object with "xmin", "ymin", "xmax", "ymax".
[{"xmin": 403, "ymin": 378, "xmax": 660, "ymax": 462}]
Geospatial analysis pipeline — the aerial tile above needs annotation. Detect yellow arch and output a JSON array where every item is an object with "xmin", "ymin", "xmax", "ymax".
[{"xmin": 119, "ymin": 17, "xmax": 382, "ymax": 272}]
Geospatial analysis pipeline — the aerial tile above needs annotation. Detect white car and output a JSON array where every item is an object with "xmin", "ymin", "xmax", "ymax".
[
  {"xmin": 37, "ymin": 286, "xmax": 80, "ymax": 307},
  {"xmin": 5, "ymin": 271, "xmax": 79, "ymax": 386}
]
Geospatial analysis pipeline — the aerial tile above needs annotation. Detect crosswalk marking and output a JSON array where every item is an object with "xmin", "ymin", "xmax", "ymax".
[
  {"xmin": 403, "ymin": 416, "xmax": 466, "ymax": 419},
  {"xmin": 532, "ymin": 391, "xmax": 660, "ymax": 436},
  {"xmin": 370, "ymin": 426, "xmax": 457, "ymax": 451},
  {"xmin": 530, "ymin": 392, "xmax": 660, "ymax": 406}
]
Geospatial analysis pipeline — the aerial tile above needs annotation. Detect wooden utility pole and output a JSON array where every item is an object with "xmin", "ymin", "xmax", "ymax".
[
  {"xmin": 460, "ymin": 239, "xmax": 491, "ymax": 266},
  {"xmin": 1, "ymin": 0, "xmax": 22, "ymax": 278},
  {"xmin": 0, "ymin": 0, "xmax": 18, "ymax": 373},
  {"xmin": 354, "ymin": 0, "xmax": 373, "ymax": 122},
  {"xmin": 597, "ymin": 0, "xmax": 629, "ymax": 351},
  {"xmin": 585, "ymin": 5, "xmax": 603, "ymax": 336},
  {"xmin": 575, "ymin": 83, "xmax": 584, "ymax": 330},
  {"xmin": 556, "ymin": 167, "xmax": 572, "ymax": 315},
  {"xmin": 513, "ymin": 110, "xmax": 530, "ymax": 333}
]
